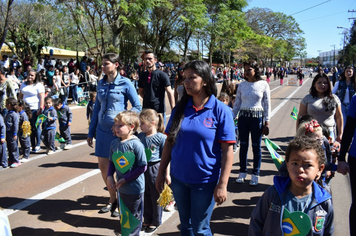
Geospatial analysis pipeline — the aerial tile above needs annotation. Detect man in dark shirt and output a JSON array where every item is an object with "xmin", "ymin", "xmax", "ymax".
[{"xmin": 138, "ymin": 50, "xmax": 175, "ymax": 124}]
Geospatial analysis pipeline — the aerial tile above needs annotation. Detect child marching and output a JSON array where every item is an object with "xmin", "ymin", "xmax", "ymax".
[
  {"xmin": 18, "ymin": 100, "xmax": 32, "ymax": 163},
  {"xmin": 5, "ymin": 98, "xmax": 20, "ymax": 168},
  {"xmin": 53, "ymin": 98, "xmax": 73, "ymax": 150},
  {"xmin": 41, "ymin": 96, "xmax": 57, "ymax": 155}
]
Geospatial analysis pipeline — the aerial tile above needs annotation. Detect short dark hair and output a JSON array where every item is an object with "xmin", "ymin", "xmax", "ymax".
[
  {"xmin": 53, "ymin": 98, "xmax": 62, "ymax": 107},
  {"xmin": 144, "ymin": 50, "xmax": 157, "ymax": 59},
  {"xmin": 44, "ymin": 96, "xmax": 53, "ymax": 103},
  {"xmin": 285, "ymin": 136, "xmax": 325, "ymax": 167}
]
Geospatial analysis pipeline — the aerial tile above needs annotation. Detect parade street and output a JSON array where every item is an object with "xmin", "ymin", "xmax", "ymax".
[{"xmin": 0, "ymin": 74, "xmax": 351, "ymax": 236}]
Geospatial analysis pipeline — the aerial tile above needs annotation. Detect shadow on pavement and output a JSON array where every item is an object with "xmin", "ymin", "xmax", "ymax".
[
  {"xmin": 39, "ymin": 161, "xmax": 98, "ymax": 169},
  {"xmin": 12, "ymin": 227, "xmax": 101, "ymax": 236},
  {"xmin": 2, "ymin": 195, "xmax": 121, "ymax": 235},
  {"xmin": 71, "ymin": 133, "xmax": 89, "ymax": 141}
]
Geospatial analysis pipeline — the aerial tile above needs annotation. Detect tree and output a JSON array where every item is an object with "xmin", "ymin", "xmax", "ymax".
[
  {"xmin": 203, "ymin": 0, "xmax": 253, "ymax": 65},
  {"xmin": 5, "ymin": 1, "xmax": 56, "ymax": 63},
  {"xmin": 245, "ymin": 7, "xmax": 306, "ymax": 65},
  {"xmin": 0, "ymin": 0, "xmax": 14, "ymax": 52}
]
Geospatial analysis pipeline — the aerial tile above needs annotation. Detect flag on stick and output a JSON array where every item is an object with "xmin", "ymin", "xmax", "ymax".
[
  {"xmin": 35, "ymin": 114, "xmax": 47, "ymax": 128},
  {"xmin": 55, "ymin": 132, "xmax": 66, "ymax": 143},
  {"xmin": 290, "ymin": 106, "xmax": 298, "ymax": 120},
  {"xmin": 264, "ymin": 137, "xmax": 284, "ymax": 169},
  {"xmin": 119, "ymin": 197, "xmax": 140, "ymax": 236}
]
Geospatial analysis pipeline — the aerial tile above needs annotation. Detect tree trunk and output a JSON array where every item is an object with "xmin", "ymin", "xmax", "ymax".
[{"xmin": 0, "ymin": 0, "xmax": 14, "ymax": 51}]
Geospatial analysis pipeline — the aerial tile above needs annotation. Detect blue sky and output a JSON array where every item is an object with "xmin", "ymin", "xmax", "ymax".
[{"xmin": 244, "ymin": 0, "xmax": 356, "ymax": 58}]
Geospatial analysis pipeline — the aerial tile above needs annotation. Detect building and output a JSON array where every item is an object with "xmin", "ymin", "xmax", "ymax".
[{"xmin": 319, "ymin": 49, "xmax": 341, "ymax": 67}]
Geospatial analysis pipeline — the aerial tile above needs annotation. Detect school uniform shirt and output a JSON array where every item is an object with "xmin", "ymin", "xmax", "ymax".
[
  {"xmin": 109, "ymin": 136, "xmax": 147, "ymax": 195},
  {"xmin": 165, "ymin": 95, "xmax": 236, "ymax": 184},
  {"xmin": 5, "ymin": 111, "xmax": 19, "ymax": 136},
  {"xmin": 57, "ymin": 104, "xmax": 73, "ymax": 126},
  {"xmin": 42, "ymin": 106, "xmax": 57, "ymax": 130},
  {"xmin": 249, "ymin": 176, "xmax": 334, "ymax": 236},
  {"xmin": 137, "ymin": 132, "xmax": 166, "ymax": 163}
]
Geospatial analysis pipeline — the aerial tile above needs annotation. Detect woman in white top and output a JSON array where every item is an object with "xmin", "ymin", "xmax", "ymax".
[
  {"xmin": 89, "ymin": 69, "xmax": 98, "ymax": 92},
  {"xmin": 6, "ymin": 68, "xmax": 21, "ymax": 93},
  {"xmin": 52, "ymin": 69, "xmax": 62, "ymax": 95},
  {"xmin": 332, "ymin": 66, "xmax": 356, "ymax": 127},
  {"xmin": 18, "ymin": 70, "xmax": 45, "ymax": 152},
  {"xmin": 233, "ymin": 61, "xmax": 271, "ymax": 186},
  {"xmin": 69, "ymin": 68, "xmax": 81, "ymax": 104}
]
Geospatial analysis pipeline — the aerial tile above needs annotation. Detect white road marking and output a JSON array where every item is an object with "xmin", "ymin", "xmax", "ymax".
[{"xmin": 4, "ymin": 169, "xmax": 100, "ymax": 216}]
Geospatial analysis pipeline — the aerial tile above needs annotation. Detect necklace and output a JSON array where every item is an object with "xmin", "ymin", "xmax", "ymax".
[{"xmin": 302, "ymin": 193, "xmax": 312, "ymax": 213}]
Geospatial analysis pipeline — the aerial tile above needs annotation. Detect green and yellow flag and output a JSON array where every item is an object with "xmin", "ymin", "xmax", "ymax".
[
  {"xmin": 119, "ymin": 197, "xmax": 140, "ymax": 236},
  {"xmin": 35, "ymin": 114, "xmax": 47, "ymax": 128},
  {"xmin": 264, "ymin": 137, "xmax": 284, "ymax": 169},
  {"xmin": 77, "ymin": 100, "xmax": 88, "ymax": 106},
  {"xmin": 290, "ymin": 106, "xmax": 298, "ymax": 120},
  {"xmin": 55, "ymin": 132, "xmax": 66, "ymax": 143}
]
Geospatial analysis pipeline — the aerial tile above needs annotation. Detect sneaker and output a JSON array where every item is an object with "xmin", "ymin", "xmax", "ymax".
[
  {"xmin": 10, "ymin": 162, "xmax": 21, "ymax": 168},
  {"xmin": 64, "ymin": 144, "xmax": 73, "ymax": 150},
  {"xmin": 164, "ymin": 201, "xmax": 176, "ymax": 212},
  {"xmin": 57, "ymin": 143, "xmax": 65, "ymax": 150},
  {"xmin": 20, "ymin": 158, "xmax": 29, "ymax": 163},
  {"xmin": 236, "ymin": 172, "xmax": 247, "ymax": 183},
  {"xmin": 47, "ymin": 150, "xmax": 55, "ymax": 155},
  {"xmin": 249, "ymin": 174, "xmax": 259, "ymax": 186},
  {"xmin": 32, "ymin": 146, "xmax": 41, "ymax": 153}
]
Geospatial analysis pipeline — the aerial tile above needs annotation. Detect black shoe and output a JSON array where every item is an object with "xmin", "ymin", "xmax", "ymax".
[{"xmin": 145, "ymin": 226, "xmax": 158, "ymax": 233}]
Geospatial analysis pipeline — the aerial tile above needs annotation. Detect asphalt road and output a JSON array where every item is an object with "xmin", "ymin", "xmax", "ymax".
[{"xmin": 0, "ymin": 73, "xmax": 351, "ymax": 236}]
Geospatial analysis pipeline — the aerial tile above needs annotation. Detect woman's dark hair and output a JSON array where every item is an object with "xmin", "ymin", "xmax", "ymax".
[
  {"xmin": 6, "ymin": 97, "xmax": 18, "ymax": 111},
  {"xmin": 310, "ymin": 73, "xmax": 336, "ymax": 112},
  {"xmin": 25, "ymin": 70, "xmax": 42, "ymax": 85},
  {"xmin": 102, "ymin": 53, "xmax": 121, "ymax": 71},
  {"xmin": 167, "ymin": 60, "xmax": 217, "ymax": 144},
  {"xmin": 339, "ymin": 66, "xmax": 356, "ymax": 84},
  {"xmin": 17, "ymin": 100, "xmax": 32, "ymax": 119},
  {"xmin": 243, "ymin": 60, "xmax": 263, "ymax": 81},
  {"xmin": 176, "ymin": 61, "xmax": 186, "ymax": 85}
]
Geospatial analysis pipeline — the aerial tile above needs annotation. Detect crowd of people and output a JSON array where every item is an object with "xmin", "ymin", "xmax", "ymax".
[{"xmin": 1, "ymin": 50, "xmax": 356, "ymax": 235}]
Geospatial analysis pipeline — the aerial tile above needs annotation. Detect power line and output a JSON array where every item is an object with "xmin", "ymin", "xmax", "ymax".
[
  {"xmin": 299, "ymin": 11, "xmax": 345, "ymax": 23},
  {"xmin": 291, "ymin": 0, "xmax": 332, "ymax": 16}
]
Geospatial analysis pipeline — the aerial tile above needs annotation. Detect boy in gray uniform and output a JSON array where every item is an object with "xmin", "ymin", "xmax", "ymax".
[
  {"xmin": 41, "ymin": 97, "xmax": 57, "ymax": 155},
  {"xmin": 53, "ymin": 98, "xmax": 73, "ymax": 150}
]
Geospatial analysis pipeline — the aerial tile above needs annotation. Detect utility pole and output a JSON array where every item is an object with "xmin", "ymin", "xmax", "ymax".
[{"xmin": 331, "ymin": 45, "xmax": 335, "ymax": 67}]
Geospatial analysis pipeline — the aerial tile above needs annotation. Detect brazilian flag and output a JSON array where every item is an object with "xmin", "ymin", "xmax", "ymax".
[
  {"xmin": 55, "ymin": 132, "xmax": 66, "ymax": 143},
  {"xmin": 290, "ymin": 106, "xmax": 298, "ymax": 120},
  {"xmin": 119, "ymin": 197, "xmax": 140, "ymax": 236},
  {"xmin": 35, "ymin": 114, "xmax": 47, "ymax": 128},
  {"xmin": 264, "ymin": 137, "xmax": 284, "ymax": 169},
  {"xmin": 77, "ymin": 100, "xmax": 88, "ymax": 106}
]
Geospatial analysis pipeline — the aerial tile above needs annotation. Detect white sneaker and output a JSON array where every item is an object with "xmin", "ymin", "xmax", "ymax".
[
  {"xmin": 20, "ymin": 158, "xmax": 29, "ymax": 163},
  {"xmin": 64, "ymin": 144, "xmax": 73, "ymax": 150},
  {"xmin": 236, "ymin": 172, "xmax": 247, "ymax": 183},
  {"xmin": 164, "ymin": 201, "xmax": 176, "ymax": 212},
  {"xmin": 249, "ymin": 174, "xmax": 259, "ymax": 186},
  {"xmin": 47, "ymin": 150, "xmax": 55, "ymax": 155}
]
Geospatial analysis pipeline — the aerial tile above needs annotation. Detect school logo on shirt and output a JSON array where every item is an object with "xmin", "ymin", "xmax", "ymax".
[
  {"xmin": 203, "ymin": 118, "xmax": 213, "ymax": 128},
  {"xmin": 314, "ymin": 210, "xmax": 327, "ymax": 232},
  {"xmin": 112, "ymin": 151, "xmax": 135, "ymax": 174}
]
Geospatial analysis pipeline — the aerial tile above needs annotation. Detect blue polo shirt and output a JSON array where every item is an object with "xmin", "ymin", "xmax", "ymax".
[
  {"xmin": 165, "ymin": 95, "xmax": 235, "ymax": 184},
  {"xmin": 348, "ymin": 95, "xmax": 356, "ymax": 157}
]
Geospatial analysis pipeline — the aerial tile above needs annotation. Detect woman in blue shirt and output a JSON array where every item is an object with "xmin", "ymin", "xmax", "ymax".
[
  {"xmin": 87, "ymin": 53, "xmax": 142, "ymax": 216},
  {"xmin": 156, "ymin": 60, "xmax": 235, "ymax": 235}
]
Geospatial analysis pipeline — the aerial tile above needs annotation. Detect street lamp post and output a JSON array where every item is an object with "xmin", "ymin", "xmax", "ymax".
[{"xmin": 337, "ymin": 26, "xmax": 349, "ymax": 66}]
